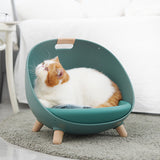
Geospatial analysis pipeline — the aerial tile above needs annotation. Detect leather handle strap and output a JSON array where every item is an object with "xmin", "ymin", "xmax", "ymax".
[{"xmin": 57, "ymin": 39, "xmax": 75, "ymax": 45}]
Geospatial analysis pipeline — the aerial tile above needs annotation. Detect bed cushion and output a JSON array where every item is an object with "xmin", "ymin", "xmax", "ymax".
[
  {"xmin": 125, "ymin": 0, "xmax": 160, "ymax": 16},
  {"xmin": 46, "ymin": 101, "xmax": 132, "ymax": 124},
  {"xmin": 14, "ymin": 0, "xmax": 85, "ymax": 20},
  {"xmin": 14, "ymin": 17, "xmax": 160, "ymax": 114},
  {"xmin": 80, "ymin": 0, "xmax": 131, "ymax": 18}
]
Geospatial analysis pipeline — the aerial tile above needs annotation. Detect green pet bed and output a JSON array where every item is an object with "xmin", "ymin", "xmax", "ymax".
[{"xmin": 25, "ymin": 39, "xmax": 134, "ymax": 144}]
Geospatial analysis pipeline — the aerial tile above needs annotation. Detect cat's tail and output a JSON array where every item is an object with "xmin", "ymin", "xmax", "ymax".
[{"xmin": 94, "ymin": 82, "xmax": 122, "ymax": 108}]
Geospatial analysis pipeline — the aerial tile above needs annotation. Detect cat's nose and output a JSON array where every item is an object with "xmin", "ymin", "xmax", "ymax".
[{"xmin": 44, "ymin": 67, "xmax": 48, "ymax": 71}]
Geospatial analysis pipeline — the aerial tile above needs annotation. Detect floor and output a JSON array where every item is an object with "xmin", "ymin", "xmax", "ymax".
[
  {"xmin": 0, "ymin": 137, "xmax": 69, "ymax": 160},
  {"xmin": 0, "ymin": 75, "xmax": 73, "ymax": 160}
]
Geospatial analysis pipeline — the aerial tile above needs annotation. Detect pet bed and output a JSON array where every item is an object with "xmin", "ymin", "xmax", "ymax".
[{"xmin": 25, "ymin": 39, "xmax": 134, "ymax": 144}]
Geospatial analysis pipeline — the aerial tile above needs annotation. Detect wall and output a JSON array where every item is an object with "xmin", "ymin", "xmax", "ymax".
[{"xmin": 0, "ymin": 0, "xmax": 13, "ymax": 19}]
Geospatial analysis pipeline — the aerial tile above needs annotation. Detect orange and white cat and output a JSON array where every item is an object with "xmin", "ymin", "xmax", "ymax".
[{"xmin": 34, "ymin": 56, "xmax": 122, "ymax": 108}]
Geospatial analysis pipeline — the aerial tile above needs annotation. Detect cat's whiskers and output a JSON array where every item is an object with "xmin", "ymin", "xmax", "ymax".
[
  {"xmin": 29, "ymin": 64, "xmax": 36, "ymax": 69},
  {"xmin": 29, "ymin": 64, "xmax": 37, "ymax": 76}
]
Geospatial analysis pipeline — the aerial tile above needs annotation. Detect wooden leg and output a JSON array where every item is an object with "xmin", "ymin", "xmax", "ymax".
[
  {"xmin": 116, "ymin": 124, "xmax": 127, "ymax": 137},
  {"xmin": 53, "ymin": 130, "xmax": 64, "ymax": 144},
  {"xmin": 32, "ymin": 120, "xmax": 43, "ymax": 132}
]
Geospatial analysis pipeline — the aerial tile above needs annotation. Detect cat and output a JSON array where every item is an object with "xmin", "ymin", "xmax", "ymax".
[{"xmin": 34, "ymin": 56, "xmax": 122, "ymax": 108}]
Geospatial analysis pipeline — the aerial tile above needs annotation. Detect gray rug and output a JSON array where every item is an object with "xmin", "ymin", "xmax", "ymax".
[{"xmin": 0, "ymin": 110, "xmax": 159, "ymax": 160}]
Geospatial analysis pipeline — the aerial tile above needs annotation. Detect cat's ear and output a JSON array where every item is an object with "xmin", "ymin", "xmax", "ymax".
[{"xmin": 54, "ymin": 56, "xmax": 60, "ymax": 63}]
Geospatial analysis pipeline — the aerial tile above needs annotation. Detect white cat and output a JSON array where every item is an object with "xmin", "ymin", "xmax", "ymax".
[{"xmin": 34, "ymin": 56, "xmax": 122, "ymax": 108}]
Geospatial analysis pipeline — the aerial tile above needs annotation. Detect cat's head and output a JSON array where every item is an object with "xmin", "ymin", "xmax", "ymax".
[{"xmin": 35, "ymin": 56, "xmax": 69, "ymax": 87}]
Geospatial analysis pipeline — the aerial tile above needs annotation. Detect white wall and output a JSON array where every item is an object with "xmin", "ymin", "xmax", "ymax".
[
  {"xmin": 0, "ymin": 0, "xmax": 13, "ymax": 19},
  {"xmin": 0, "ymin": 0, "xmax": 17, "ymax": 44}
]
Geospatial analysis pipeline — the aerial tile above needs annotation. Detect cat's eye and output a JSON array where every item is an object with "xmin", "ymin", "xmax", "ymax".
[{"xmin": 44, "ymin": 67, "xmax": 48, "ymax": 71}]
